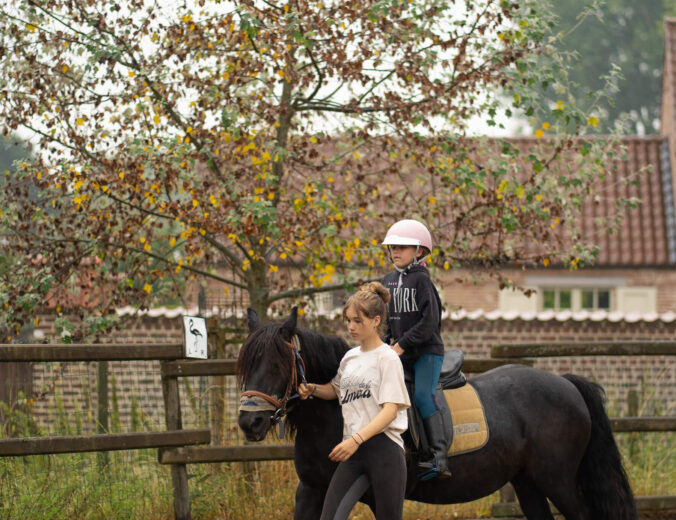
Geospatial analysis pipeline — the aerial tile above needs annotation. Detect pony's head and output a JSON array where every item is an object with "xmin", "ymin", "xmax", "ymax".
[
  {"xmin": 236, "ymin": 306, "xmax": 350, "ymax": 442},
  {"xmin": 236, "ymin": 307, "xmax": 299, "ymax": 441}
]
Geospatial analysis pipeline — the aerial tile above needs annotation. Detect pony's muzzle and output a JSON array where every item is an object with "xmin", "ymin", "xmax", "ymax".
[{"xmin": 238, "ymin": 411, "xmax": 271, "ymax": 441}]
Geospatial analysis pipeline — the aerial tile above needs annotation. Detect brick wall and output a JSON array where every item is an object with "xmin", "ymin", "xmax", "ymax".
[
  {"xmin": 444, "ymin": 318, "xmax": 676, "ymax": 416},
  {"xmin": 437, "ymin": 267, "xmax": 676, "ymax": 313}
]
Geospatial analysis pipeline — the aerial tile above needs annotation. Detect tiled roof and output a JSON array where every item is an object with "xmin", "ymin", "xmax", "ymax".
[
  {"xmin": 663, "ymin": 19, "xmax": 676, "ymax": 138},
  {"xmin": 580, "ymin": 136, "xmax": 674, "ymax": 266},
  {"xmin": 499, "ymin": 136, "xmax": 674, "ymax": 267}
]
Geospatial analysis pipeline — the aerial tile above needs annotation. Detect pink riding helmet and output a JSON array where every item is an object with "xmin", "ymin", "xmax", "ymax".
[{"xmin": 382, "ymin": 219, "xmax": 433, "ymax": 254}]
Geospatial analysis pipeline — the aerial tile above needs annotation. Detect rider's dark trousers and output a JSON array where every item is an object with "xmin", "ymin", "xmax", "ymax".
[{"xmin": 320, "ymin": 433, "xmax": 406, "ymax": 520}]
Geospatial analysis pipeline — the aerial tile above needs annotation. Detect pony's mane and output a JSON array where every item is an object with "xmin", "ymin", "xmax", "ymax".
[{"xmin": 236, "ymin": 321, "xmax": 350, "ymax": 391}]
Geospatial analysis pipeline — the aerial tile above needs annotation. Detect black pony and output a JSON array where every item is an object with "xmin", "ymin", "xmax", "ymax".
[{"xmin": 237, "ymin": 308, "xmax": 638, "ymax": 520}]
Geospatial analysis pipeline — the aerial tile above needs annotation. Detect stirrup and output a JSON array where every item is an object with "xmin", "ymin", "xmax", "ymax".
[{"xmin": 417, "ymin": 460, "xmax": 451, "ymax": 481}]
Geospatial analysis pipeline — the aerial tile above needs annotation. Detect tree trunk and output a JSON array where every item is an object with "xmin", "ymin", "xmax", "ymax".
[{"xmin": 247, "ymin": 259, "xmax": 269, "ymax": 320}]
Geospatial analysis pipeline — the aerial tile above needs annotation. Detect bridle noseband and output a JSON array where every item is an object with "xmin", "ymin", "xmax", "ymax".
[{"xmin": 239, "ymin": 334, "xmax": 308, "ymax": 437}]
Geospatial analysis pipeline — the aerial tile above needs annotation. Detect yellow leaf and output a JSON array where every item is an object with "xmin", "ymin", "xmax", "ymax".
[
  {"xmin": 587, "ymin": 116, "xmax": 599, "ymax": 128},
  {"xmin": 543, "ymin": 258, "xmax": 550, "ymax": 267},
  {"xmin": 26, "ymin": 23, "xmax": 37, "ymax": 32},
  {"xmin": 76, "ymin": 118, "xmax": 84, "ymax": 126},
  {"xmin": 535, "ymin": 129, "xmax": 544, "ymax": 139},
  {"xmin": 542, "ymin": 122, "xmax": 550, "ymax": 130},
  {"xmin": 119, "ymin": 171, "xmax": 125, "ymax": 180},
  {"xmin": 153, "ymin": 115, "xmax": 161, "ymax": 124},
  {"xmin": 62, "ymin": 65, "xmax": 69, "ymax": 74},
  {"xmin": 143, "ymin": 284, "xmax": 152, "ymax": 294}
]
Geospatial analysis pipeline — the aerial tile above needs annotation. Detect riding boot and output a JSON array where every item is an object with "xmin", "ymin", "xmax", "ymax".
[{"xmin": 418, "ymin": 411, "xmax": 452, "ymax": 480}]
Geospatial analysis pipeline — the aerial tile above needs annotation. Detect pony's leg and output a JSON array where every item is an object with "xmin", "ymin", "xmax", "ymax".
[
  {"xmin": 294, "ymin": 481, "xmax": 325, "ymax": 520},
  {"xmin": 511, "ymin": 475, "xmax": 556, "ymax": 520},
  {"xmin": 539, "ymin": 479, "xmax": 587, "ymax": 520}
]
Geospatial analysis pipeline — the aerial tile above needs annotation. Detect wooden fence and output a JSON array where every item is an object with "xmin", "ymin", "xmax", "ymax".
[{"xmin": 1, "ymin": 341, "xmax": 675, "ymax": 519}]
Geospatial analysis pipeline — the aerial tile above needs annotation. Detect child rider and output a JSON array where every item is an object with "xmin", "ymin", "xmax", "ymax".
[{"xmin": 382, "ymin": 219, "xmax": 451, "ymax": 479}]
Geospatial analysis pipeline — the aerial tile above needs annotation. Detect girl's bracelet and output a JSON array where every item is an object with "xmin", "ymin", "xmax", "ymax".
[
  {"xmin": 351, "ymin": 435, "xmax": 360, "ymax": 447},
  {"xmin": 355, "ymin": 432, "xmax": 365, "ymax": 444},
  {"xmin": 310, "ymin": 384, "xmax": 317, "ymax": 396}
]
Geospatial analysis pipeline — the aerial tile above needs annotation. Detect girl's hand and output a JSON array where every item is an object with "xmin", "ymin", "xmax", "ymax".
[
  {"xmin": 298, "ymin": 383, "xmax": 315, "ymax": 400},
  {"xmin": 392, "ymin": 343, "xmax": 404, "ymax": 356},
  {"xmin": 328, "ymin": 437, "xmax": 360, "ymax": 462}
]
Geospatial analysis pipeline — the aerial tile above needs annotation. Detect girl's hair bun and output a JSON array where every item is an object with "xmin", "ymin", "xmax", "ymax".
[{"xmin": 359, "ymin": 281, "xmax": 391, "ymax": 304}]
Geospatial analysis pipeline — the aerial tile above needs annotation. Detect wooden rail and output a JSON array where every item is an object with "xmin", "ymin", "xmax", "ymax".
[
  {"xmin": 160, "ymin": 356, "xmax": 533, "ymax": 378},
  {"xmin": 491, "ymin": 341, "xmax": 676, "ymax": 358},
  {"xmin": 492, "ymin": 495, "xmax": 676, "ymax": 517},
  {"xmin": 159, "ymin": 444, "xmax": 295, "ymax": 464},
  {"xmin": 0, "ymin": 429, "xmax": 210, "ymax": 456},
  {"xmin": 0, "ymin": 343, "xmax": 184, "ymax": 361}
]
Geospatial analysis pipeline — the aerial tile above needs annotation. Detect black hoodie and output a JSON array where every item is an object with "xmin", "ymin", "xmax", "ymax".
[{"xmin": 383, "ymin": 264, "xmax": 444, "ymax": 372}]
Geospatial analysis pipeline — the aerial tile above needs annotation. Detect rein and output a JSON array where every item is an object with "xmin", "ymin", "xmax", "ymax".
[{"xmin": 239, "ymin": 334, "xmax": 308, "ymax": 438}]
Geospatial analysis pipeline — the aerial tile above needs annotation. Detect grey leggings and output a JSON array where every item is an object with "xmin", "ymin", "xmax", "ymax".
[{"xmin": 320, "ymin": 433, "xmax": 407, "ymax": 520}]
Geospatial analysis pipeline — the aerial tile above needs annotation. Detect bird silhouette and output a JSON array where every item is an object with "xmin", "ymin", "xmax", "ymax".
[{"xmin": 188, "ymin": 319, "xmax": 204, "ymax": 353}]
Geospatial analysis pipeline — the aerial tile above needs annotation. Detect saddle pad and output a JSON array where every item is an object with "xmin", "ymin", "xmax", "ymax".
[{"xmin": 443, "ymin": 384, "xmax": 489, "ymax": 456}]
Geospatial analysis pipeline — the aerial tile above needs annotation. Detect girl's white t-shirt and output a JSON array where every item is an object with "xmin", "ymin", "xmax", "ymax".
[{"xmin": 331, "ymin": 343, "xmax": 410, "ymax": 449}]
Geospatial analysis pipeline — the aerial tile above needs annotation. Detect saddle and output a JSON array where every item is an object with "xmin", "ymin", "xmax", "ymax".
[{"xmin": 405, "ymin": 349, "xmax": 489, "ymax": 457}]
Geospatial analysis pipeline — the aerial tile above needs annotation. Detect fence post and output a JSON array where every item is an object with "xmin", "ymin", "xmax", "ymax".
[
  {"xmin": 161, "ymin": 360, "xmax": 191, "ymax": 520},
  {"xmin": 627, "ymin": 389, "xmax": 639, "ymax": 461},
  {"xmin": 96, "ymin": 360, "xmax": 109, "ymax": 469}
]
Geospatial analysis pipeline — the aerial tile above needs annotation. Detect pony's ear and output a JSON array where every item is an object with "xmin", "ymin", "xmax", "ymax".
[
  {"xmin": 280, "ymin": 306, "xmax": 298, "ymax": 341},
  {"xmin": 247, "ymin": 308, "xmax": 259, "ymax": 332}
]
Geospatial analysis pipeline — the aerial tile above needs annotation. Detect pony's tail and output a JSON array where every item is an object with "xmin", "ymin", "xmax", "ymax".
[{"xmin": 563, "ymin": 374, "xmax": 638, "ymax": 520}]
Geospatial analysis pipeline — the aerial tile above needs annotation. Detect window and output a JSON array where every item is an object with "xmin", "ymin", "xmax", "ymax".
[
  {"xmin": 581, "ymin": 289, "xmax": 611, "ymax": 310},
  {"xmin": 541, "ymin": 287, "xmax": 612, "ymax": 311},
  {"xmin": 542, "ymin": 289, "xmax": 572, "ymax": 310},
  {"xmin": 500, "ymin": 276, "xmax": 655, "ymax": 315}
]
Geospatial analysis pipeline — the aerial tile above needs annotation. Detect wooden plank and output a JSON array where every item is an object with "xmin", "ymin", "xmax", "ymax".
[
  {"xmin": 462, "ymin": 358, "xmax": 533, "ymax": 372},
  {"xmin": 158, "ymin": 444, "xmax": 295, "ymax": 464},
  {"xmin": 0, "ymin": 343, "xmax": 184, "ymax": 362},
  {"xmin": 161, "ymin": 357, "xmax": 528, "ymax": 378},
  {"xmin": 492, "ymin": 495, "xmax": 676, "ymax": 517},
  {"xmin": 0, "ymin": 429, "xmax": 210, "ymax": 456},
  {"xmin": 163, "ymin": 359, "xmax": 237, "ymax": 377},
  {"xmin": 491, "ymin": 342, "xmax": 676, "ymax": 359},
  {"xmin": 610, "ymin": 417, "xmax": 676, "ymax": 432}
]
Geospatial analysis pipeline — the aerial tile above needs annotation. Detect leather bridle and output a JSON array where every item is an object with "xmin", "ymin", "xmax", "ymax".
[{"xmin": 239, "ymin": 335, "xmax": 308, "ymax": 436}]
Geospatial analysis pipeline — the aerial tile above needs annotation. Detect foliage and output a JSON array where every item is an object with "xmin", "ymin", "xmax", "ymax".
[
  {"xmin": 0, "ymin": 0, "xmax": 627, "ymax": 338},
  {"xmin": 541, "ymin": 0, "xmax": 676, "ymax": 134}
]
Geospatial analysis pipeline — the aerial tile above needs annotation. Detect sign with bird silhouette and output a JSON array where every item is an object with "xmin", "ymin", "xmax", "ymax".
[{"xmin": 183, "ymin": 316, "xmax": 208, "ymax": 359}]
